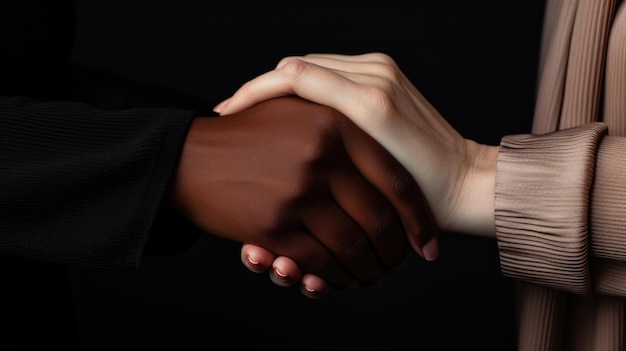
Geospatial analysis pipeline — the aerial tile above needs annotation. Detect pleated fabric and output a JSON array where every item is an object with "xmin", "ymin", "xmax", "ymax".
[{"xmin": 516, "ymin": 0, "xmax": 625, "ymax": 349}]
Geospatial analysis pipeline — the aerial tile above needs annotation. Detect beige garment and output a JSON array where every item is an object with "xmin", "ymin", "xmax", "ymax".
[{"xmin": 494, "ymin": 0, "xmax": 626, "ymax": 349}]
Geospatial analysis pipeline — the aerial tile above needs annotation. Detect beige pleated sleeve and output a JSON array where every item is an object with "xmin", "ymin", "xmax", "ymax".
[{"xmin": 495, "ymin": 122, "xmax": 626, "ymax": 297}]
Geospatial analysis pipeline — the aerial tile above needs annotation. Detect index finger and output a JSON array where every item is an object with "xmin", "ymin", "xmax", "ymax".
[{"xmin": 216, "ymin": 58, "xmax": 351, "ymax": 116}]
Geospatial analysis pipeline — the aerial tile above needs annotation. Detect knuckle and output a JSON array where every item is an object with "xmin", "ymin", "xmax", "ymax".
[
  {"xmin": 276, "ymin": 58, "xmax": 313, "ymax": 81},
  {"xmin": 363, "ymin": 85, "xmax": 395, "ymax": 114},
  {"xmin": 252, "ymin": 203, "xmax": 300, "ymax": 240},
  {"xmin": 369, "ymin": 52, "xmax": 395, "ymax": 65},
  {"xmin": 346, "ymin": 236, "xmax": 372, "ymax": 262},
  {"xmin": 255, "ymin": 216, "xmax": 288, "ymax": 240},
  {"xmin": 372, "ymin": 209, "xmax": 396, "ymax": 238},
  {"xmin": 355, "ymin": 84, "xmax": 397, "ymax": 126},
  {"xmin": 389, "ymin": 167, "xmax": 417, "ymax": 203},
  {"xmin": 375, "ymin": 63, "xmax": 400, "ymax": 83},
  {"xmin": 370, "ymin": 210, "xmax": 406, "ymax": 267},
  {"xmin": 300, "ymin": 110, "xmax": 344, "ymax": 164},
  {"xmin": 276, "ymin": 56, "xmax": 299, "ymax": 68},
  {"xmin": 370, "ymin": 53, "xmax": 401, "ymax": 76},
  {"xmin": 313, "ymin": 103, "xmax": 344, "ymax": 128}
]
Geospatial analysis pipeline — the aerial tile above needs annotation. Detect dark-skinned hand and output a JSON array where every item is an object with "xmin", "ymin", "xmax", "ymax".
[{"xmin": 167, "ymin": 96, "xmax": 437, "ymax": 289}]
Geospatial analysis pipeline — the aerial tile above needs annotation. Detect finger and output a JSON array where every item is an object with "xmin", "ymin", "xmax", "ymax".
[
  {"xmin": 217, "ymin": 59, "xmax": 360, "ymax": 116},
  {"xmin": 303, "ymin": 52, "xmax": 395, "ymax": 64},
  {"xmin": 241, "ymin": 243, "xmax": 275, "ymax": 274},
  {"xmin": 242, "ymin": 244, "xmax": 334, "ymax": 294},
  {"xmin": 328, "ymin": 156, "xmax": 408, "ymax": 270},
  {"xmin": 301, "ymin": 274, "xmax": 331, "ymax": 299},
  {"xmin": 284, "ymin": 53, "xmax": 390, "ymax": 75},
  {"xmin": 277, "ymin": 53, "xmax": 393, "ymax": 72},
  {"xmin": 340, "ymin": 118, "xmax": 440, "ymax": 261},
  {"xmin": 301, "ymin": 198, "xmax": 382, "ymax": 287},
  {"xmin": 215, "ymin": 68, "xmax": 296, "ymax": 115},
  {"xmin": 269, "ymin": 256, "xmax": 303, "ymax": 288},
  {"xmin": 217, "ymin": 53, "xmax": 397, "ymax": 116},
  {"xmin": 268, "ymin": 228, "xmax": 358, "ymax": 289}
]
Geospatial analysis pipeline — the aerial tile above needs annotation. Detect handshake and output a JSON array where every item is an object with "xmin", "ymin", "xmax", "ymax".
[
  {"xmin": 169, "ymin": 53, "xmax": 499, "ymax": 299},
  {"xmin": 169, "ymin": 95, "xmax": 439, "ymax": 299}
]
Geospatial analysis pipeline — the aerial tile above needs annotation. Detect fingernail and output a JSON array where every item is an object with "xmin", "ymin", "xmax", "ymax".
[
  {"xmin": 274, "ymin": 268, "xmax": 288, "ymax": 279},
  {"xmin": 301, "ymin": 285, "xmax": 321, "ymax": 299},
  {"xmin": 212, "ymin": 98, "xmax": 231, "ymax": 114},
  {"xmin": 247, "ymin": 255, "xmax": 260, "ymax": 267},
  {"xmin": 422, "ymin": 237, "xmax": 439, "ymax": 261}
]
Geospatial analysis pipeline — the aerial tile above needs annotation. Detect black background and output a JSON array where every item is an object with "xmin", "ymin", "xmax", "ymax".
[{"xmin": 8, "ymin": 1, "xmax": 546, "ymax": 349}]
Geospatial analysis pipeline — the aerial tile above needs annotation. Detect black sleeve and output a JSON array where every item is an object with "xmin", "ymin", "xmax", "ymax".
[{"xmin": 0, "ymin": 96, "xmax": 197, "ymax": 268}]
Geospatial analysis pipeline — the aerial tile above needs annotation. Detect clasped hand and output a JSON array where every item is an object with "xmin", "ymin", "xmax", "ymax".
[
  {"xmin": 168, "ymin": 95, "xmax": 438, "ymax": 298},
  {"xmin": 215, "ymin": 52, "xmax": 499, "ymax": 298}
]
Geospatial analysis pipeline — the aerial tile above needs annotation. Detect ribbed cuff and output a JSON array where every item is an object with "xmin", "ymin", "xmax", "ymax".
[{"xmin": 495, "ymin": 122, "xmax": 607, "ymax": 295}]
